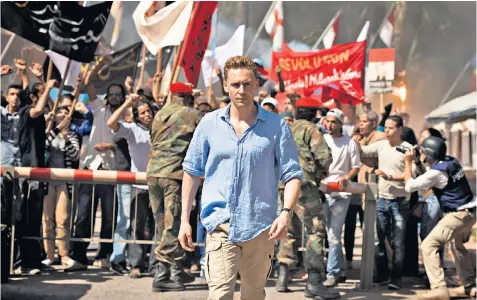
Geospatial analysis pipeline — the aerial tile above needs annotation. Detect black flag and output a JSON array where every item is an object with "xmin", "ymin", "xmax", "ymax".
[
  {"xmin": 1, "ymin": 2, "xmax": 56, "ymax": 49},
  {"xmin": 48, "ymin": 1, "xmax": 112, "ymax": 63},
  {"xmin": 93, "ymin": 42, "xmax": 143, "ymax": 94},
  {"xmin": 1, "ymin": 1, "xmax": 112, "ymax": 63}
]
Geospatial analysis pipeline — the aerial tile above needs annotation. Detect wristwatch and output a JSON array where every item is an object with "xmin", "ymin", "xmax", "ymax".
[{"xmin": 281, "ymin": 208, "xmax": 293, "ymax": 219}]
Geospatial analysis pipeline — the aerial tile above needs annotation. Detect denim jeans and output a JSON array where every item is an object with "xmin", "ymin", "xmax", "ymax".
[
  {"xmin": 323, "ymin": 194, "xmax": 350, "ymax": 278},
  {"xmin": 374, "ymin": 198, "xmax": 410, "ymax": 281},
  {"xmin": 420, "ymin": 194, "xmax": 444, "ymax": 265},
  {"xmin": 110, "ymin": 184, "xmax": 132, "ymax": 264}
]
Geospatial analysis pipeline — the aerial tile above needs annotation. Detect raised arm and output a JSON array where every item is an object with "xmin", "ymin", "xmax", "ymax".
[
  {"xmin": 30, "ymin": 79, "xmax": 56, "ymax": 118},
  {"xmin": 107, "ymin": 93, "xmax": 139, "ymax": 132}
]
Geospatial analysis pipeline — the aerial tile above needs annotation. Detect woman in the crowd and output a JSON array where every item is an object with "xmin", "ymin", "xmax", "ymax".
[{"xmin": 42, "ymin": 106, "xmax": 82, "ymax": 271}]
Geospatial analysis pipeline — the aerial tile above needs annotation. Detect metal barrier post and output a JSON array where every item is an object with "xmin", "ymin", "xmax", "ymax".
[{"xmin": 359, "ymin": 174, "xmax": 378, "ymax": 290}]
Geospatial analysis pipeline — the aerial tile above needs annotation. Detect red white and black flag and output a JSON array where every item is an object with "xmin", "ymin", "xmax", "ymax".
[{"xmin": 179, "ymin": 1, "xmax": 218, "ymax": 86}]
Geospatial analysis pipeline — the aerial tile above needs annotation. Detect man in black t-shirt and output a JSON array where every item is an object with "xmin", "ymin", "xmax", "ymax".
[{"xmin": 13, "ymin": 80, "xmax": 55, "ymax": 274}]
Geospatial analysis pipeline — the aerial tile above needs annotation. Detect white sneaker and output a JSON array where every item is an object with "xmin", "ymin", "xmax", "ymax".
[{"xmin": 42, "ymin": 258, "xmax": 54, "ymax": 267}]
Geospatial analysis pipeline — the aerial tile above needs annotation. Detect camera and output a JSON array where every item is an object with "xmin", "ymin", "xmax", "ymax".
[{"xmin": 396, "ymin": 145, "xmax": 409, "ymax": 154}]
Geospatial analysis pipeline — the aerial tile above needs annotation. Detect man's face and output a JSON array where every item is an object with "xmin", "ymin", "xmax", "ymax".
[
  {"xmin": 325, "ymin": 115, "xmax": 341, "ymax": 136},
  {"xmin": 262, "ymin": 104, "xmax": 275, "ymax": 113},
  {"xmin": 284, "ymin": 116, "xmax": 294, "ymax": 126},
  {"xmin": 419, "ymin": 129, "xmax": 431, "ymax": 145},
  {"xmin": 198, "ymin": 103, "xmax": 212, "ymax": 114},
  {"xmin": 156, "ymin": 94, "xmax": 165, "ymax": 109},
  {"xmin": 107, "ymin": 85, "xmax": 124, "ymax": 107},
  {"xmin": 137, "ymin": 103, "xmax": 152, "ymax": 128},
  {"xmin": 284, "ymin": 98, "xmax": 295, "ymax": 114},
  {"xmin": 359, "ymin": 116, "xmax": 375, "ymax": 136},
  {"xmin": 224, "ymin": 68, "xmax": 259, "ymax": 109},
  {"xmin": 6, "ymin": 88, "xmax": 20, "ymax": 110},
  {"xmin": 384, "ymin": 119, "xmax": 402, "ymax": 141},
  {"xmin": 60, "ymin": 98, "xmax": 73, "ymax": 110},
  {"xmin": 55, "ymin": 108, "xmax": 68, "ymax": 124}
]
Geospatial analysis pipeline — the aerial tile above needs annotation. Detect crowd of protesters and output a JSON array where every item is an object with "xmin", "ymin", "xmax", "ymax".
[{"xmin": 1, "ymin": 54, "xmax": 475, "ymax": 300}]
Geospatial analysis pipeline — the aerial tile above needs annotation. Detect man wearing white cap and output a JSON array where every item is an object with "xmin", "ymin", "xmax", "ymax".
[
  {"xmin": 321, "ymin": 108, "xmax": 361, "ymax": 287},
  {"xmin": 261, "ymin": 97, "xmax": 278, "ymax": 113}
]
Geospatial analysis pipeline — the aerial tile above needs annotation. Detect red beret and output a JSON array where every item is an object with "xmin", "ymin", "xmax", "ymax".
[
  {"xmin": 170, "ymin": 82, "xmax": 193, "ymax": 95},
  {"xmin": 295, "ymin": 97, "xmax": 321, "ymax": 108}
]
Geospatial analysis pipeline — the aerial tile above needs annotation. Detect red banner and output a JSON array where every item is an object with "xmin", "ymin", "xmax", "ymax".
[
  {"xmin": 271, "ymin": 41, "xmax": 366, "ymax": 104},
  {"xmin": 179, "ymin": 1, "xmax": 218, "ymax": 86}
]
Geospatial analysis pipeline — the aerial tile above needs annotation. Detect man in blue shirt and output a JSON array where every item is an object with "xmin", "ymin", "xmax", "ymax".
[{"xmin": 179, "ymin": 56, "xmax": 303, "ymax": 299}]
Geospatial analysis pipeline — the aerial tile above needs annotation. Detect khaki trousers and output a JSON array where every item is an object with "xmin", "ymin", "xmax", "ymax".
[
  {"xmin": 42, "ymin": 183, "xmax": 71, "ymax": 259},
  {"xmin": 421, "ymin": 210, "xmax": 476, "ymax": 289},
  {"xmin": 205, "ymin": 224, "xmax": 275, "ymax": 300}
]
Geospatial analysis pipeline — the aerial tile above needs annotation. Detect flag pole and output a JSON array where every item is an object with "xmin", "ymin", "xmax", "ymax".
[
  {"xmin": 369, "ymin": 2, "xmax": 396, "ymax": 49},
  {"xmin": 312, "ymin": 9, "xmax": 342, "ymax": 50},
  {"xmin": 46, "ymin": 59, "xmax": 53, "ymax": 82},
  {"xmin": 439, "ymin": 57, "xmax": 474, "ymax": 106},
  {"xmin": 0, "ymin": 32, "xmax": 15, "ymax": 60},
  {"xmin": 245, "ymin": 1, "xmax": 276, "ymax": 56},
  {"xmin": 68, "ymin": 63, "xmax": 90, "ymax": 118},
  {"xmin": 46, "ymin": 59, "xmax": 72, "ymax": 132},
  {"xmin": 136, "ymin": 44, "xmax": 148, "ymax": 91}
]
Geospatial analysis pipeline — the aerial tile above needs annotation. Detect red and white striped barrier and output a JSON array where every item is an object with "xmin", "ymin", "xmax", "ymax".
[
  {"xmin": 0, "ymin": 166, "xmax": 147, "ymax": 185},
  {"xmin": 319, "ymin": 181, "xmax": 368, "ymax": 194}
]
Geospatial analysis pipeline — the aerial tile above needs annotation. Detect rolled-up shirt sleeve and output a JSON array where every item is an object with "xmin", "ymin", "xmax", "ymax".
[
  {"xmin": 275, "ymin": 119, "xmax": 304, "ymax": 184},
  {"xmin": 405, "ymin": 169, "xmax": 448, "ymax": 193},
  {"xmin": 183, "ymin": 120, "xmax": 209, "ymax": 177},
  {"xmin": 113, "ymin": 122, "xmax": 134, "ymax": 141}
]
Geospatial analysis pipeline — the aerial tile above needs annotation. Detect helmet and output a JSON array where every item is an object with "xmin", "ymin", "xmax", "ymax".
[{"xmin": 420, "ymin": 136, "xmax": 447, "ymax": 161}]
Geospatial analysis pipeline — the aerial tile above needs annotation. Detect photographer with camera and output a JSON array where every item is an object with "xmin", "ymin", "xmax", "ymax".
[
  {"xmin": 359, "ymin": 115, "xmax": 415, "ymax": 290},
  {"xmin": 403, "ymin": 136, "xmax": 476, "ymax": 300}
]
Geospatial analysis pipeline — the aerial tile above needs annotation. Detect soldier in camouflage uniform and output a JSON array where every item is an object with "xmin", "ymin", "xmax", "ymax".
[
  {"xmin": 147, "ymin": 82, "xmax": 203, "ymax": 292},
  {"xmin": 276, "ymin": 97, "xmax": 340, "ymax": 300}
]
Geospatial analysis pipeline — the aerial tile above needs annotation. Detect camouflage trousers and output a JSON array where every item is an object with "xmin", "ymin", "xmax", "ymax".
[
  {"xmin": 277, "ymin": 183, "xmax": 326, "ymax": 273},
  {"xmin": 147, "ymin": 177, "xmax": 185, "ymax": 264}
]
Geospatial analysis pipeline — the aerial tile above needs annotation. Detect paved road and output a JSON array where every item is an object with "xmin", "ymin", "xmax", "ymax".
[{"xmin": 3, "ymin": 228, "xmax": 440, "ymax": 300}]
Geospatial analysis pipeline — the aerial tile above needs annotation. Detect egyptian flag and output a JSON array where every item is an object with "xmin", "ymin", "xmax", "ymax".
[{"xmin": 379, "ymin": 4, "xmax": 396, "ymax": 47}]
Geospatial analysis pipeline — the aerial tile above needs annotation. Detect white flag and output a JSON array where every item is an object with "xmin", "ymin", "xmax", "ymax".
[
  {"xmin": 323, "ymin": 14, "xmax": 340, "ymax": 49},
  {"xmin": 379, "ymin": 6, "xmax": 395, "ymax": 47},
  {"xmin": 201, "ymin": 25, "xmax": 245, "ymax": 87},
  {"xmin": 45, "ymin": 51, "xmax": 82, "ymax": 88},
  {"xmin": 133, "ymin": 0, "xmax": 193, "ymax": 54},
  {"xmin": 264, "ymin": 1, "xmax": 284, "ymax": 51},
  {"xmin": 356, "ymin": 21, "xmax": 370, "ymax": 42}
]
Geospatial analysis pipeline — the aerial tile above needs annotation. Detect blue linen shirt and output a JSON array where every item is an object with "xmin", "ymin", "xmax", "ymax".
[{"xmin": 183, "ymin": 103, "xmax": 303, "ymax": 243}]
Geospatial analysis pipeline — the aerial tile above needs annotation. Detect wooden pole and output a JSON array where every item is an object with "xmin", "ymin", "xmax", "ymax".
[
  {"xmin": 137, "ymin": 44, "xmax": 147, "ymax": 91},
  {"xmin": 457, "ymin": 130, "xmax": 462, "ymax": 162},
  {"xmin": 68, "ymin": 63, "xmax": 90, "ymax": 119},
  {"xmin": 379, "ymin": 93, "xmax": 384, "ymax": 114},
  {"xmin": 312, "ymin": 9, "xmax": 342, "ymax": 50},
  {"xmin": 1, "ymin": 33, "xmax": 15, "ymax": 60},
  {"xmin": 469, "ymin": 133, "xmax": 474, "ymax": 167},
  {"xmin": 46, "ymin": 59, "xmax": 72, "ymax": 132},
  {"xmin": 46, "ymin": 59, "xmax": 53, "ymax": 82}
]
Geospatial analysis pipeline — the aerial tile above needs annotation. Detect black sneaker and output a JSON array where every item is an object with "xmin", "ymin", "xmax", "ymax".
[
  {"xmin": 110, "ymin": 262, "xmax": 128, "ymax": 276},
  {"xmin": 388, "ymin": 279, "xmax": 401, "ymax": 290}
]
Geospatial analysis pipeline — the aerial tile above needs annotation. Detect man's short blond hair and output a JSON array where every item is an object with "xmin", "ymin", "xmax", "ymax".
[{"xmin": 223, "ymin": 56, "xmax": 258, "ymax": 81}]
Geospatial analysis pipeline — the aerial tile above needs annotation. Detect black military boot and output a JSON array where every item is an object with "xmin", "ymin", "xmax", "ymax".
[
  {"xmin": 304, "ymin": 269, "xmax": 341, "ymax": 299},
  {"xmin": 152, "ymin": 262, "xmax": 185, "ymax": 292},
  {"xmin": 275, "ymin": 263, "xmax": 291, "ymax": 292},
  {"xmin": 170, "ymin": 260, "xmax": 195, "ymax": 284}
]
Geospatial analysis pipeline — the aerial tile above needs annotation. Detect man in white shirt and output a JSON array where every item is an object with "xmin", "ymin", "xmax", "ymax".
[
  {"xmin": 70, "ymin": 58, "xmax": 123, "ymax": 269},
  {"xmin": 359, "ymin": 115, "xmax": 413, "ymax": 290},
  {"xmin": 403, "ymin": 137, "xmax": 476, "ymax": 300},
  {"xmin": 321, "ymin": 108, "xmax": 360, "ymax": 288},
  {"xmin": 107, "ymin": 94, "xmax": 154, "ymax": 278}
]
